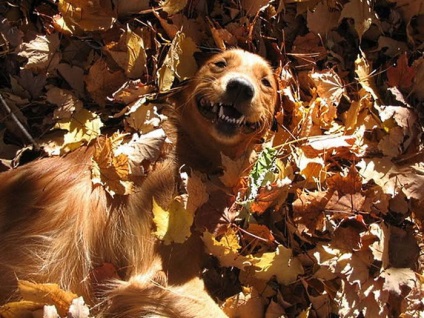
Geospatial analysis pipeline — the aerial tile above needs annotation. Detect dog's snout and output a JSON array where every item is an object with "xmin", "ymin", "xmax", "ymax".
[{"xmin": 226, "ymin": 77, "xmax": 255, "ymax": 102}]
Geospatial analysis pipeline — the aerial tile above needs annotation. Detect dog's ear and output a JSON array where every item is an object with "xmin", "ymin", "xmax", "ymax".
[{"xmin": 271, "ymin": 71, "xmax": 283, "ymax": 133}]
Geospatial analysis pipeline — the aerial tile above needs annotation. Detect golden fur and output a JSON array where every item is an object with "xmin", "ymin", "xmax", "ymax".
[{"xmin": 0, "ymin": 49, "xmax": 277, "ymax": 317}]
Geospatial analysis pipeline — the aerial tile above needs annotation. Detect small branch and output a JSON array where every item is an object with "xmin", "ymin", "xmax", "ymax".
[{"xmin": 0, "ymin": 93, "xmax": 39, "ymax": 148}]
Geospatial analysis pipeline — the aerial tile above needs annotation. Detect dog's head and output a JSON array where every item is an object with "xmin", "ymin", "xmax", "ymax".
[{"xmin": 182, "ymin": 50, "xmax": 277, "ymax": 145}]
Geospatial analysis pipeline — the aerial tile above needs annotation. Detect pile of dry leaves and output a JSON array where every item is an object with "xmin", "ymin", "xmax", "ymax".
[{"xmin": 0, "ymin": 0, "xmax": 423, "ymax": 317}]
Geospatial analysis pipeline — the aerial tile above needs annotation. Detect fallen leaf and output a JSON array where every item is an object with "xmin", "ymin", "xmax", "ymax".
[
  {"xmin": 85, "ymin": 58, "xmax": 126, "ymax": 106},
  {"xmin": 54, "ymin": 108, "xmax": 103, "ymax": 154},
  {"xmin": 17, "ymin": 33, "xmax": 60, "ymax": 73},
  {"xmin": 310, "ymin": 69, "xmax": 346, "ymax": 106},
  {"xmin": 46, "ymin": 87, "xmax": 83, "ymax": 119},
  {"xmin": 157, "ymin": 31, "xmax": 199, "ymax": 91},
  {"xmin": 203, "ymin": 228, "xmax": 259, "ymax": 270},
  {"xmin": 117, "ymin": 129, "xmax": 168, "ymax": 176},
  {"xmin": 222, "ymin": 287, "xmax": 265, "ymax": 318},
  {"xmin": 307, "ymin": 1, "xmax": 340, "ymax": 36},
  {"xmin": 0, "ymin": 300, "xmax": 44, "ymax": 318},
  {"xmin": 125, "ymin": 102, "xmax": 164, "ymax": 134},
  {"xmin": 387, "ymin": 53, "xmax": 415, "ymax": 90},
  {"xmin": 160, "ymin": 0, "xmax": 188, "ymax": 15},
  {"xmin": 105, "ymin": 26, "xmax": 147, "ymax": 79},
  {"xmin": 91, "ymin": 134, "xmax": 133, "ymax": 197},
  {"xmin": 57, "ymin": 63, "xmax": 85, "ymax": 98},
  {"xmin": 152, "ymin": 196, "xmax": 193, "ymax": 244},
  {"xmin": 339, "ymin": 0, "xmax": 379, "ymax": 40},
  {"xmin": 18, "ymin": 280, "xmax": 77, "ymax": 317},
  {"xmin": 58, "ymin": 0, "xmax": 116, "ymax": 32},
  {"xmin": 254, "ymin": 245, "xmax": 304, "ymax": 285}
]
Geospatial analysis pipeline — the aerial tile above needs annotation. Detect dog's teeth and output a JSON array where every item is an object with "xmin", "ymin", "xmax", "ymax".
[
  {"xmin": 219, "ymin": 105, "xmax": 224, "ymax": 118},
  {"xmin": 212, "ymin": 105, "xmax": 218, "ymax": 113}
]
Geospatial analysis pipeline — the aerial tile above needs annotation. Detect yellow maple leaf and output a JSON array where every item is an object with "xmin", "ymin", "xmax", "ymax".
[
  {"xmin": 253, "ymin": 245, "xmax": 304, "ymax": 285},
  {"xmin": 152, "ymin": 196, "xmax": 193, "ymax": 245},
  {"xmin": 203, "ymin": 228, "xmax": 259, "ymax": 270},
  {"xmin": 54, "ymin": 108, "xmax": 103, "ymax": 153}
]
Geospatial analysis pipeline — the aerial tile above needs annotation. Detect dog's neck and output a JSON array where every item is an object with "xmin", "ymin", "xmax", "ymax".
[{"xmin": 170, "ymin": 123, "xmax": 254, "ymax": 175}]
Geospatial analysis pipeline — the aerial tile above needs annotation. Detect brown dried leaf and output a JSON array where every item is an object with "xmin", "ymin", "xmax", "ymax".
[
  {"xmin": 85, "ymin": 58, "xmax": 126, "ymax": 106},
  {"xmin": 57, "ymin": 63, "xmax": 85, "ymax": 98},
  {"xmin": 46, "ymin": 87, "xmax": 83, "ymax": 119},
  {"xmin": 117, "ymin": 129, "xmax": 168, "ymax": 176},
  {"xmin": 310, "ymin": 69, "xmax": 346, "ymax": 106},
  {"xmin": 387, "ymin": 53, "xmax": 415, "ymax": 90},
  {"xmin": 58, "ymin": 0, "xmax": 116, "ymax": 32},
  {"xmin": 91, "ymin": 134, "xmax": 133, "ymax": 197},
  {"xmin": 339, "ymin": 0, "xmax": 379, "ymax": 39},
  {"xmin": 387, "ymin": 0, "xmax": 424, "ymax": 22},
  {"xmin": 105, "ymin": 27, "xmax": 147, "ymax": 79},
  {"xmin": 292, "ymin": 33, "xmax": 327, "ymax": 67},
  {"xmin": 307, "ymin": 1, "xmax": 340, "ymax": 36},
  {"xmin": 160, "ymin": 0, "xmax": 188, "ymax": 15},
  {"xmin": 355, "ymin": 53, "xmax": 380, "ymax": 101},
  {"xmin": 17, "ymin": 33, "xmax": 60, "ymax": 73},
  {"xmin": 126, "ymin": 102, "xmax": 164, "ymax": 134},
  {"xmin": 222, "ymin": 287, "xmax": 265, "ymax": 318},
  {"xmin": 157, "ymin": 31, "xmax": 199, "ymax": 92},
  {"xmin": 293, "ymin": 190, "xmax": 331, "ymax": 235}
]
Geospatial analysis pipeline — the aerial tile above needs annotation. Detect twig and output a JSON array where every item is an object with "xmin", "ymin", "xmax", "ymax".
[{"xmin": 0, "ymin": 93, "xmax": 39, "ymax": 148}]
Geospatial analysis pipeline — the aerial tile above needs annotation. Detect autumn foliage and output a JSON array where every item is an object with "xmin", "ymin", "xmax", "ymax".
[{"xmin": 0, "ymin": 0, "xmax": 423, "ymax": 317}]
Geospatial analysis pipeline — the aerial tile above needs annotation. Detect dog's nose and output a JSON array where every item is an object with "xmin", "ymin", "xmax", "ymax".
[{"xmin": 226, "ymin": 77, "xmax": 255, "ymax": 102}]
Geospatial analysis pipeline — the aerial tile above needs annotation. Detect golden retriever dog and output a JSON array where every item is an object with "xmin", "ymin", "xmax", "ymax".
[{"xmin": 0, "ymin": 49, "xmax": 277, "ymax": 317}]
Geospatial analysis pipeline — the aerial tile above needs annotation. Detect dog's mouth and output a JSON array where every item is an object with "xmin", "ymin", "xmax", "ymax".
[{"xmin": 196, "ymin": 96, "xmax": 261, "ymax": 135}]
